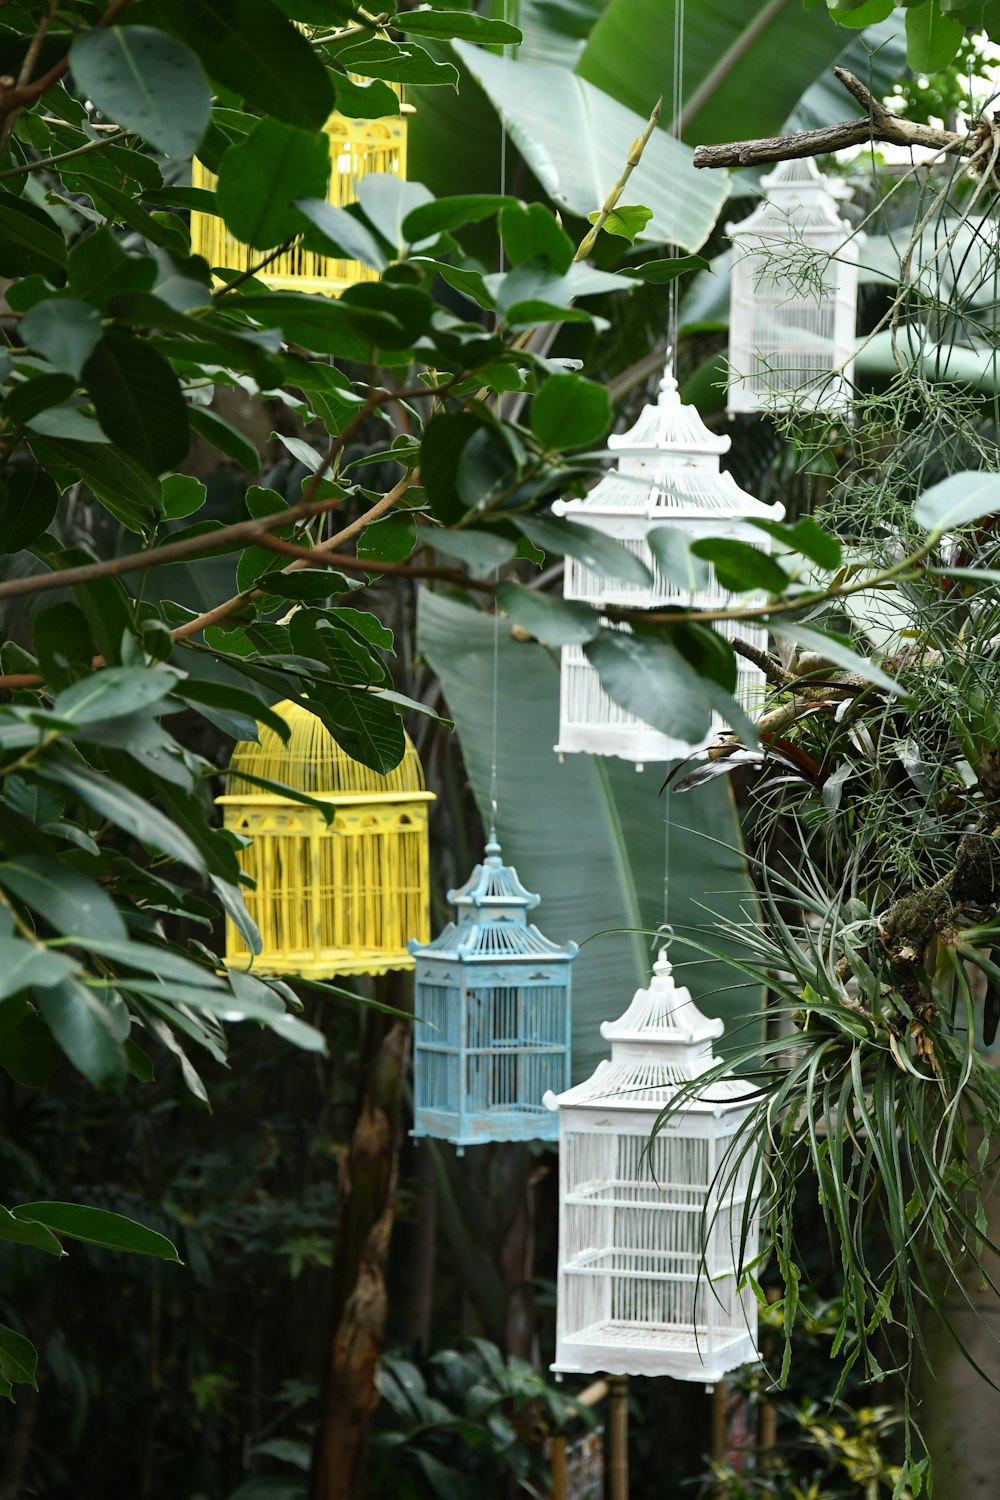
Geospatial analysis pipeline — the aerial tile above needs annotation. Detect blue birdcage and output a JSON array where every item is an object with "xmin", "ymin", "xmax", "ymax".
[{"xmin": 409, "ymin": 835, "xmax": 576, "ymax": 1150}]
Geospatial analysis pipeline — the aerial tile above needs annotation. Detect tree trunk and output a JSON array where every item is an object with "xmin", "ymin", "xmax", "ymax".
[{"xmin": 309, "ymin": 1003, "xmax": 409, "ymax": 1500}]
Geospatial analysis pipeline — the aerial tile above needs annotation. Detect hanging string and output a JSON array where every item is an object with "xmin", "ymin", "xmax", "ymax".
[
  {"xmin": 487, "ymin": 0, "xmax": 512, "ymax": 838},
  {"xmin": 666, "ymin": 0, "xmax": 686, "ymax": 370},
  {"xmin": 657, "ymin": 0, "xmax": 685, "ymax": 959}
]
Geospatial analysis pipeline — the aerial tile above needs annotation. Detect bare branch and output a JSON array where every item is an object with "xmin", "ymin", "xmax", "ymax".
[{"xmin": 692, "ymin": 69, "xmax": 985, "ymax": 171}]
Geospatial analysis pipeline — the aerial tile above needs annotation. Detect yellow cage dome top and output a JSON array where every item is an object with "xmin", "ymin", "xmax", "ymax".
[
  {"xmin": 218, "ymin": 700, "xmax": 434, "ymax": 979},
  {"xmin": 225, "ymin": 699, "xmax": 427, "ymax": 800}
]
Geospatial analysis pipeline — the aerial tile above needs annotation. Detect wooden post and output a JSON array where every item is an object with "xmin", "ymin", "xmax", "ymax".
[
  {"xmin": 550, "ymin": 1433, "xmax": 567, "ymax": 1500},
  {"xmin": 607, "ymin": 1375, "xmax": 629, "ymax": 1500}
]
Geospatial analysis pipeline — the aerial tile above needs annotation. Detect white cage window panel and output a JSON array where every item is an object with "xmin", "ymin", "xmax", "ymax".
[{"xmin": 727, "ymin": 157, "xmax": 860, "ymax": 416}]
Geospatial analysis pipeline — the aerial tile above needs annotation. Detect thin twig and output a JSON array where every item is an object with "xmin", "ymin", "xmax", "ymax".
[
  {"xmin": 574, "ymin": 96, "xmax": 663, "ymax": 263},
  {"xmin": 256, "ymin": 532, "xmax": 494, "ymax": 591},
  {"xmin": 212, "ymin": 240, "xmax": 297, "ymax": 298},
  {"xmin": 0, "ymin": 129, "xmax": 128, "ymax": 181}
]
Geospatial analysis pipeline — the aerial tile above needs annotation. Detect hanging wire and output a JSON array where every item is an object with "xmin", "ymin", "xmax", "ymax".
[
  {"xmin": 658, "ymin": 0, "xmax": 685, "ymax": 952},
  {"xmin": 487, "ymin": 0, "xmax": 512, "ymax": 837}
]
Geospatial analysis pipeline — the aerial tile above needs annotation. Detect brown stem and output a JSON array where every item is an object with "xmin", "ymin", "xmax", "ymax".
[
  {"xmin": 692, "ymin": 68, "xmax": 984, "ymax": 170},
  {"xmin": 212, "ymin": 239, "xmax": 297, "ymax": 298},
  {"xmin": 256, "ymin": 531, "xmax": 494, "ymax": 591},
  {"xmin": 0, "ymin": 0, "xmax": 134, "ymax": 125}
]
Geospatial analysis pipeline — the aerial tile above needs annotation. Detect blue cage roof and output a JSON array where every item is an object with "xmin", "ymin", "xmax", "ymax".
[{"xmin": 408, "ymin": 835, "xmax": 577, "ymax": 965}]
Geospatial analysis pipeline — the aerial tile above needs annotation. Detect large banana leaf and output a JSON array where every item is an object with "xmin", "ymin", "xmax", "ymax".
[
  {"xmin": 576, "ymin": 0, "xmax": 853, "ymax": 145},
  {"xmin": 784, "ymin": 15, "xmax": 907, "ymax": 133},
  {"xmin": 417, "ymin": 590, "xmax": 763, "ymax": 1083},
  {"xmin": 450, "ymin": 41, "xmax": 729, "ymax": 253}
]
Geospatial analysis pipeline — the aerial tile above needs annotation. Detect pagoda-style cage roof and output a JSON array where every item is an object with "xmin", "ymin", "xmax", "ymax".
[
  {"xmin": 546, "ymin": 953, "xmax": 747, "ymax": 1115},
  {"xmin": 731, "ymin": 156, "xmax": 850, "ymax": 236},
  {"xmin": 553, "ymin": 373, "xmax": 784, "ymax": 522},
  {"xmin": 409, "ymin": 836, "xmax": 577, "ymax": 965}
]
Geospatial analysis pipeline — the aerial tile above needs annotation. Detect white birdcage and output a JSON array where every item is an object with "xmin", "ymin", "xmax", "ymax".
[
  {"xmin": 727, "ymin": 157, "xmax": 860, "ymax": 415},
  {"xmin": 544, "ymin": 952, "xmax": 759, "ymax": 1381},
  {"xmin": 551, "ymin": 369, "xmax": 785, "ymax": 767}
]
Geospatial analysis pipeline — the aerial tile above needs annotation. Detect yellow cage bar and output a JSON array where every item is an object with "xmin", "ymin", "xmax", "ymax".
[
  {"xmin": 217, "ymin": 700, "xmax": 434, "ymax": 978},
  {"xmin": 190, "ymin": 107, "xmax": 410, "ymax": 296}
]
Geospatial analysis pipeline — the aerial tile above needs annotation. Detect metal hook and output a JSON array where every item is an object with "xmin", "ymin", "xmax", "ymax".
[{"xmin": 650, "ymin": 921, "xmax": 674, "ymax": 955}]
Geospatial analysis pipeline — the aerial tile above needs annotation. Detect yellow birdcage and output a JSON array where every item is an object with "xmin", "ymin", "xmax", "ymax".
[
  {"xmin": 190, "ymin": 99, "xmax": 411, "ymax": 296},
  {"xmin": 217, "ymin": 700, "xmax": 434, "ymax": 977}
]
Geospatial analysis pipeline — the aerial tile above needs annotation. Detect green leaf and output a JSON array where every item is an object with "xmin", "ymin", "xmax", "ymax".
[
  {"xmin": 402, "ymin": 194, "xmax": 518, "ymax": 243},
  {"xmin": 647, "ymin": 526, "xmax": 710, "ymax": 593},
  {"xmin": 355, "ymin": 174, "xmax": 435, "ymax": 255},
  {"xmin": 33, "ymin": 601, "xmax": 93, "ymax": 690},
  {"xmin": 295, "ymin": 198, "xmax": 387, "ymax": 270},
  {"xmin": 67, "ymin": 227, "xmax": 157, "ymax": 309},
  {"xmin": 500, "ymin": 202, "xmax": 574, "ymax": 274},
  {"xmin": 335, "ymin": 37, "xmax": 459, "ymax": 88},
  {"xmin": 20, "ymin": 299, "xmax": 103, "ymax": 377},
  {"xmin": 451, "ymin": 43, "xmax": 726, "ymax": 253},
  {"xmin": 0, "ymin": 940, "xmax": 80, "ymax": 1000},
  {"xmin": 689, "ymin": 538, "xmax": 789, "ymax": 594},
  {"xmin": 13, "ymin": 1202, "xmax": 181, "ymax": 1261},
  {"xmin": 774, "ymin": 623, "xmax": 908, "ymax": 697},
  {"xmin": 575, "ymin": 0, "xmax": 850, "ymax": 149},
  {"xmin": 28, "ymin": 435, "xmax": 161, "ymax": 532},
  {"xmin": 260, "ymin": 569, "xmax": 349, "ymax": 600},
  {"xmin": 68, "ymin": 27, "xmax": 210, "ymax": 159},
  {"xmin": 157, "ymin": 0, "xmax": 335, "ymax": 131},
  {"xmin": 306, "ymin": 687, "xmax": 405, "ymax": 775},
  {"xmin": 496, "ymin": 583, "xmax": 600, "ymax": 645},
  {"xmin": 515, "ymin": 514, "xmax": 652, "ymax": 585},
  {"xmin": 0, "ymin": 468, "xmax": 59, "ymax": 554},
  {"xmin": 175, "ymin": 679, "xmax": 292, "ymax": 741},
  {"xmin": 0, "ymin": 1010, "xmax": 61, "ymax": 1089},
  {"xmin": 83, "ymin": 330, "xmax": 190, "ymax": 475},
  {"xmin": 0, "ymin": 1205, "xmax": 63, "ymax": 1257},
  {"xmin": 52, "ymin": 664, "xmax": 182, "ymax": 726},
  {"xmin": 327, "ymin": 73, "xmax": 400, "ymax": 120},
  {"xmin": 356, "ymin": 513, "xmax": 417, "ymax": 565},
  {"xmin": 587, "ymin": 204, "xmax": 653, "ymax": 243},
  {"xmin": 396, "ymin": 11, "xmax": 521, "ymax": 42},
  {"xmin": 0, "ymin": 192, "xmax": 66, "ymax": 285},
  {"xmin": 425, "ymin": 527, "xmax": 516, "ymax": 577},
  {"xmin": 623, "ymin": 254, "xmax": 710, "ymax": 284},
  {"xmin": 0, "ymin": 856, "xmax": 127, "ymax": 942},
  {"xmin": 905, "ymin": 0, "xmax": 964, "ymax": 70},
  {"xmin": 38, "ymin": 760, "xmax": 205, "ymax": 872},
  {"xmin": 66, "ymin": 935, "xmax": 224, "ymax": 988},
  {"xmin": 33, "ymin": 978, "xmax": 127, "ymax": 1087},
  {"xmin": 531, "ymin": 373, "xmax": 610, "ymax": 451},
  {"xmin": 187, "ymin": 405, "xmax": 261, "ymax": 474},
  {"xmin": 216, "ymin": 117, "xmax": 329, "ymax": 250},
  {"xmin": 585, "ymin": 629, "xmax": 712, "ymax": 742},
  {"xmin": 160, "ymin": 473, "xmax": 207, "ymax": 520},
  {"xmin": 750, "ymin": 517, "xmax": 842, "ymax": 570},
  {"xmin": 0, "ymin": 1325, "xmax": 37, "ymax": 1389},
  {"xmin": 913, "ymin": 470, "xmax": 1000, "ymax": 536}
]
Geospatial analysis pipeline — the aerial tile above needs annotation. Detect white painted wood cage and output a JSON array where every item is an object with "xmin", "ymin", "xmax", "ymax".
[
  {"xmin": 544, "ymin": 953, "xmax": 758, "ymax": 1382},
  {"xmin": 552, "ymin": 370, "xmax": 784, "ymax": 767},
  {"xmin": 727, "ymin": 157, "xmax": 860, "ymax": 415},
  {"xmin": 408, "ymin": 835, "xmax": 576, "ymax": 1150}
]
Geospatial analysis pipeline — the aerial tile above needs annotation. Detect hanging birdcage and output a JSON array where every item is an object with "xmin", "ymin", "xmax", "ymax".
[
  {"xmin": 217, "ymin": 700, "xmax": 433, "ymax": 977},
  {"xmin": 552, "ymin": 369, "xmax": 785, "ymax": 768},
  {"xmin": 190, "ymin": 98, "xmax": 411, "ymax": 296},
  {"xmin": 409, "ymin": 834, "xmax": 576, "ymax": 1150},
  {"xmin": 727, "ymin": 157, "xmax": 860, "ymax": 415},
  {"xmin": 544, "ymin": 951, "xmax": 758, "ymax": 1381}
]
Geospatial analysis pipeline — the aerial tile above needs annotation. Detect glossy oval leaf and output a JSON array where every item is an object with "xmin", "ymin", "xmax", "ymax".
[
  {"xmin": 216, "ymin": 117, "xmax": 330, "ymax": 250},
  {"xmin": 531, "ymin": 373, "xmax": 611, "ymax": 451},
  {"xmin": 33, "ymin": 978, "xmax": 127, "ymax": 1088},
  {"xmin": 496, "ymin": 583, "xmax": 600, "ymax": 645},
  {"xmin": 585, "ymin": 629, "xmax": 712, "ymax": 743},
  {"xmin": 82, "ymin": 330, "xmax": 189, "ymax": 475},
  {"xmin": 69, "ymin": 26, "xmax": 210, "ymax": 159},
  {"xmin": 515, "ymin": 514, "xmax": 653, "ymax": 586},
  {"xmin": 13, "ymin": 1201, "xmax": 181, "ymax": 1261},
  {"xmin": 157, "ymin": 0, "xmax": 334, "ymax": 131},
  {"xmin": 913, "ymin": 470, "xmax": 1000, "ymax": 536},
  {"xmin": 20, "ymin": 299, "xmax": 103, "ymax": 378},
  {"xmin": 689, "ymin": 538, "xmax": 789, "ymax": 594}
]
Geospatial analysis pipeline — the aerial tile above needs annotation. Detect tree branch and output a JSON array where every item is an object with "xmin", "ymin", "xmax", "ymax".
[
  {"xmin": 692, "ymin": 68, "xmax": 987, "ymax": 171},
  {"xmin": 256, "ymin": 532, "xmax": 494, "ymax": 592}
]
